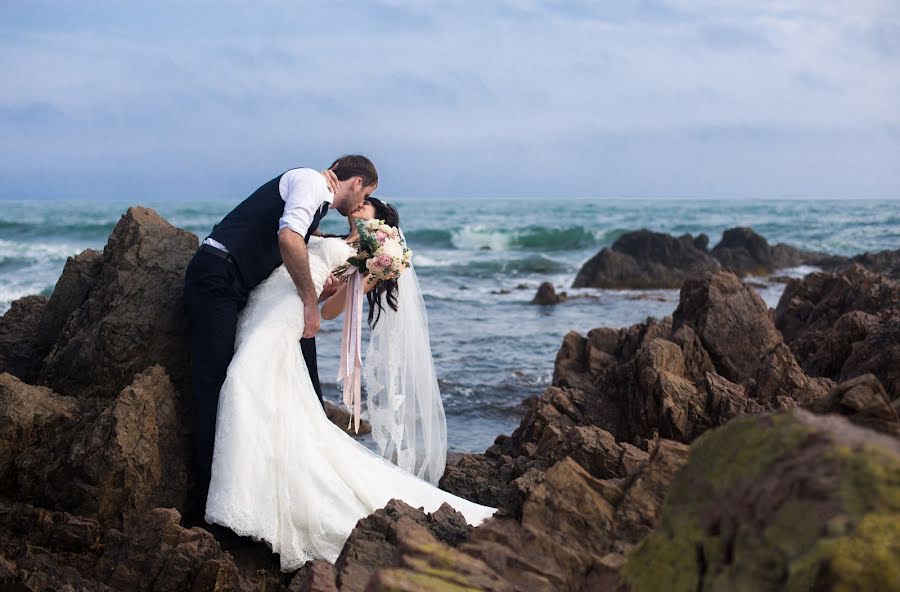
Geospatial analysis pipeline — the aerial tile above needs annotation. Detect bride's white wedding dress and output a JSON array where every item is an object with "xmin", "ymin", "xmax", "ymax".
[{"xmin": 204, "ymin": 236, "xmax": 497, "ymax": 571}]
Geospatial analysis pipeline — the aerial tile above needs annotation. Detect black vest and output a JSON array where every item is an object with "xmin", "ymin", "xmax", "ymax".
[{"xmin": 208, "ymin": 171, "xmax": 329, "ymax": 289}]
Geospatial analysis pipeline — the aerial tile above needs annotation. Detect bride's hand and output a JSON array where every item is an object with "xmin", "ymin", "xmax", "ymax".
[
  {"xmin": 303, "ymin": 302, "xmax": 321, "ymax": 338},
  {"xmin": 318, "ymin": 273, "xmax": 340, "ymax": 302}
]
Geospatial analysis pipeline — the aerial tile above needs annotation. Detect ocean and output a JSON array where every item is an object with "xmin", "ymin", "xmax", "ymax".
[{"xmin": 2, "ymin": 198, "xmax": 899, "ymax": 452}]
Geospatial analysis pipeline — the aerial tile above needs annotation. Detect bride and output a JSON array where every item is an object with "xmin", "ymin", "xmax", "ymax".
[{"xmin": 204, "ymin": 198, "xmax": 497, "ymax": 571}]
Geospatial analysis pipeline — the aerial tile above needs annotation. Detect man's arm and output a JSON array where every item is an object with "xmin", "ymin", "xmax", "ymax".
[{"xmin": 278, "ymin": 228, "xmax": 320, "ymax": 338}]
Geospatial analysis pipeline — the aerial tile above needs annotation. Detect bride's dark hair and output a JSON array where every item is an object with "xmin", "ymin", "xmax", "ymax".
[{"xmin": 364, "ymin": 197, "xmax": 400, "ymax": 328}]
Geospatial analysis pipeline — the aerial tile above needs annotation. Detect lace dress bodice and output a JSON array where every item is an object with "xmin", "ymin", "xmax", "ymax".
[{"xmin": 234, "ymin": 237, "xmax": 355, "ymax": 343}]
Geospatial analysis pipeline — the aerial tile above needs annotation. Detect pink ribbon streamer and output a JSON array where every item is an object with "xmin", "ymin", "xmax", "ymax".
[{"xmin": 337, "ymin": 268, "xmax": 364, "ymax": 433}]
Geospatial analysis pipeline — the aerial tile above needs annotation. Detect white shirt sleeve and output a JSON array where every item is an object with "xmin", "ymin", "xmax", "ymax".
[{"xmin": 278, "ymin": 168, "xmax": 333, "ymax": 237}]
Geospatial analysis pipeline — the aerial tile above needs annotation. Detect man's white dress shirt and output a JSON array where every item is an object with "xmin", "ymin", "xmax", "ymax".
[{"xmin": 203, "ymin": 168, "xmax": 333, "ymax": 253}]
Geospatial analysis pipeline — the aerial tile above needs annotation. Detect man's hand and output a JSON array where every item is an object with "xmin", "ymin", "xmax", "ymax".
[
  {"xmin": 321, "ymin": 169, "xmax": 339, "ymax": 194},
  {"xmin": 318, "ymin": 273, "xmax": 340, "ymax": 302},
  {"xmin": 303, "ymin": 302, "xmax": 321, "ymax": 338}
]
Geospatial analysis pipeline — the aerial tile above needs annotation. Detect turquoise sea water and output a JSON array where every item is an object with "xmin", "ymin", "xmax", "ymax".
[{"xmin": 1, "ymin": 198, "xmax": 898, "ymax": 451}]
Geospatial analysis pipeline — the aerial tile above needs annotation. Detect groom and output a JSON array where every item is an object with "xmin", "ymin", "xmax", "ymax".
[{"xmin": 183, "ymin": 155, "xmax": 378, "ymax": 516}]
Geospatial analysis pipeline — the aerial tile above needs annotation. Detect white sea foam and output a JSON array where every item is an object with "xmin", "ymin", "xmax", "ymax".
[
  {"xmin": 0, "ymin": 239, "xmax": 85, "ymax": 264},
  {"xmin": 451, "ymin": 225, "xmax": 513, "ymax": 251}
]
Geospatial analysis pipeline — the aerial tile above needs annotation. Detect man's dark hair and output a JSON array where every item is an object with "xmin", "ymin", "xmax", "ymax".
[{"xmin": 329, "ymin": 155, "xmax": 378, "ymax": 187}]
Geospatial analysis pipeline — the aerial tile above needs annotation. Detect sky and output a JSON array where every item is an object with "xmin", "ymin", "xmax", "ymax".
[{"xmin": 1, "ymin": 0, "xmax": 899, "ymax": 200}]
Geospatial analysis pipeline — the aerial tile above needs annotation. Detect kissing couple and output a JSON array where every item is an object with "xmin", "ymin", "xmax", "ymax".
[{"xmin": 183, "ymin": 155, "xmax": 496, "ymax": 571}]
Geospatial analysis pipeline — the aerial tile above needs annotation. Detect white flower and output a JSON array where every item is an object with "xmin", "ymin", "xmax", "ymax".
[{"xmin": 380, "ymin": 239, "xmax": 404, "ymax": 260}]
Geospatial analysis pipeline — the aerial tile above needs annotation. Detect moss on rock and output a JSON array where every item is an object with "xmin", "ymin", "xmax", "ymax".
[{"xmin": 623, "ymin": 409, "xmax": 900, "ymax": 592}]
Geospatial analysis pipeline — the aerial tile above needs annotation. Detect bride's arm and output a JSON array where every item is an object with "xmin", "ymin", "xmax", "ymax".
[{"xmin": 321, "ymin": 275, "xmax": 379, "ymax": 320}]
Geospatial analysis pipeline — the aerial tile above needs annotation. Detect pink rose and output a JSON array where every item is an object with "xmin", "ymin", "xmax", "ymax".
[
  {"xmin": 366, "ymin": 257, "xmax": 386, "ymax": 274},
  {"xmin": 375, "ymin": 231, "xmax": 387, "ymax": 244}
]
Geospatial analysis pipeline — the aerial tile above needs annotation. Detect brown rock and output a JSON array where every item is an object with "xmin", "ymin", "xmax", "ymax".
[
  {"xmin": 438, "ymin": 450, "xmax": 518, "ymax": 513},
  {"xmin": 461, "ymin": 443, "xmax": 689, "ymax": 592},
  {"xmin": 572, "ymin": 229, "xmax": 720, "ymax": 289},
  {"xmin": 0, "ymin": 295, "xmax": 47, "ymax": 380},
  {"xmin": 35, "ymin": 249, "xmax": 103, "ymax": 363},
  {"xmin": 774, "ymin": 265, "xmax": 900, "ymax": 395},
  {"xmin": 0, "ymin": 373, "xmax": 79, "ymax": 495},
  {"xmin": 822, "ymin": 247, "xmax": 900, "ymax": 280},
  {"xmin": 0, "ymin": 499, "xmax": 256, "ymax": 592},
  {"xmin": 674, "ymin": 271, "xmax": 782, "ymax": 384},
  {"xmin": 39, "ymin": 207, "xmax": 198, "ymax": 398},
  {"xmin": 775, "ymin": 265, "xmax": 895, "ymax": 342},
  {"xmin": 841, "ymin": 317, "xmax": 900, "ymax": 400},
  {"xmin": 289, "ymin": 560, "xmax": 337, "ymax": 592},
  {"xmin": 531, "ymin": 281, "xmax": 566, "ymax": 305},
  {"xmin": 812, "ymin": 374, "xmax": 900, "ymax": 437},
  {"xmin": 368, "ymin": 527, "xmax": 513, "ymax": 592},
  {"xmin": 323, "ymin": 401, "xmax": 372, "ymax": 436},
  {"xmin": 710, "ymin": 227, "xmax": 833, "ymax": 276},
  {"xmin": 334, "ymin": 499, "xmax": 473, "ymax": 592},
  {"xmin": 5, "ymin": 367, "xmax": 188, "ymax": 528},
  {"xmin": 748, "ymin": 342, "xmax": 834, "ymax": 406}
]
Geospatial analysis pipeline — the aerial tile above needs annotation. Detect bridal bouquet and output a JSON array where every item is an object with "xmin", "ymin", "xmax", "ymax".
[
  {"xmin": 336, "ymin": 218, "xmax": 412, "ymax": 434},
  {"xmin": 338, "ymin": 218, "xmax": 412, "ymax": 281}
]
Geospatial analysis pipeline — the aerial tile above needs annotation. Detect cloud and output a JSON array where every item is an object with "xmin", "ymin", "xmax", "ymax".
[{"xmin": 0, "ymin": 0, "xmax": 898, "ymax": 198}]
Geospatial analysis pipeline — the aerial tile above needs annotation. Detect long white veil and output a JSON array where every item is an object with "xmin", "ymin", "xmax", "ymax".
[{"xmin": 362, "ymin": 259, "xmax": 447, "ymax": 485}]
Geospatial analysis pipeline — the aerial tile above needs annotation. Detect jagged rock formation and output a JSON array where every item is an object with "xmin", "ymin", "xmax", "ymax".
[{"xmin": 775, "ymin": 264, "xmax": 900, "ymax": 398}]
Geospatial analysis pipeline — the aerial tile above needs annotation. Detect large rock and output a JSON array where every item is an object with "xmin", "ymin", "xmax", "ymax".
[
  {"xmin": 775, "ymin": 264, "xmax": 899, "ymax": 346},
  {"xmin": 674, "ymin": 271, "xmax": 782, "ymax": 384},
  {"xmin": 460, "ymin": 443, "xmax": 689, "ymax": 591},
  {"xmin": 2, "ymin": 367, "xmax": 188, "ymax": 528},
  {"xmin": 0, "ymin": 295, "xmax": 47, "ymax": 380},
  {"xmin": 331, "ymin": 499, "xmax": 474, "ymax": 592},
  {"xmin": 624, "ymin": 409, "xmax": 900, "ymax": 592},
  {"xmin": 442, "ymin": 270, "xmax": 837, "ymax": 519},
  {"xmin": 373, "ymin": 444, "xmax": 689, "ymax": 592},
  {"xmin": 572, "ymin": 229, "xmax": 720, "ymax": 289},
  {"xmin": 841, "ymin": 317, "xmax": 900, "ymax": 400},
  {"xmin": 775, "ymin": 264, "xmax": 900, "ymax": 397},
  {"xmin": 39, "ymin": 207, "xmax": 198, "ymax": 398},
  {"xmin": 811, "ymin": 374, "xmax": 900, "ymax": 438},
  {"xmin": 0, "ymin": 373, "xmax": 79, "ymax": 486},
  {"xmin": 0, "ymin": 499, "xmax": 267, "ymax": 592},
  {"xmin": 710, "ymin": 227, "xmax": 836, "ymax": 276},
  {"xmin": 440, "ymin": 385, "xmax": 649, "ymax": 515},
  {"xmin": 822, "ymin": 247, "xmax": 900, "ymax": 280},
  {"xmin": 571, "ymin": 226, "xmax": 845, "ymax": 290},
  {"xmin": 367, "ymin": 526, "xmax": 513, "ymax": 592}
]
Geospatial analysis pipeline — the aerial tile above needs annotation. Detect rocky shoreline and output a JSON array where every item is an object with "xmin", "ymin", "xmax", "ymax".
[{"xmin": 1, "ymin": 207, "xmax": 898, "ymax": 591}]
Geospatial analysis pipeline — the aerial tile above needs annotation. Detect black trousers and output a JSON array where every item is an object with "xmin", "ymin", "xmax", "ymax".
[{"xmin": 183, "ymin": 245, "xmax": 324, "ymax": 500}]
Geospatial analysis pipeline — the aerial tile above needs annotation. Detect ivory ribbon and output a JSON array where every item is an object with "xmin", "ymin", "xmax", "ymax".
[{"xmin": 337, "ymin": 268, "xmax": 364, "ymax": 433}]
